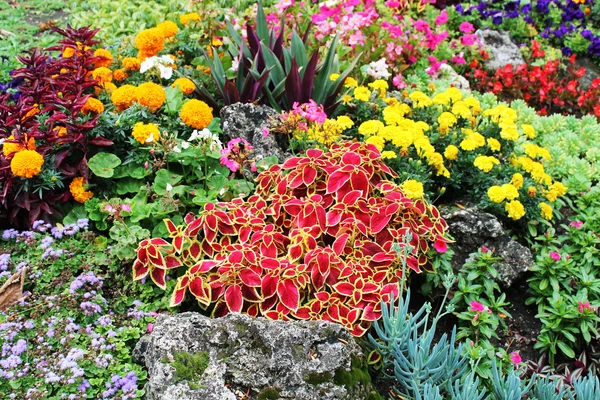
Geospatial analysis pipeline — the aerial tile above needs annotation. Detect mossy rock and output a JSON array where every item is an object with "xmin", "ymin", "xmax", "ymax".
[{"xmin": 333, "ymin": 355, "xmax": 384, "ymax": 400}]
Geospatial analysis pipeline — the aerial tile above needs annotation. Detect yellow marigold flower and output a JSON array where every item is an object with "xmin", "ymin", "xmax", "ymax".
[
  {"xmin": 511, "ymin": 173, "xmax": 524, "ymax": 189},
  {"xmin": 135, "ymin": 82, "xmax": 166, "ymax": 113},
  {"xmin": 171, "ymin": 78, "xmax": 196, "ymax": 94},
  {"xmin": 10, "ymin": 149, "xmax": 44, "ymax": 178},
  {"xmin": 451, "ymin": 101, "xmax": 472, "ymax": 119},
  {"xmin": 180, "ymin": 99, "xmax": 213, "ymax": 129},
  {"xmin": 500, "ymin": 126, "xmax": 519, "ymax": 141},
  {"xmin": 111, "ymin": 84, "xmax": 137, "ymax": 111},
  {"xmin": 24, "ymin": 104, "xmax": 40, "ymax": 120},
  {"xmin": 521, "ymin": 124, "xmax": 536, "ymax": 139},
  {"xmin": 344, "ymin": 77, "xmax": 358, "ymax": 88},
  {"xmin": 460, "ymin": 138, "xmax": 478, "ymax": 151},
  {"xmin": 69, "ymin": 177, "xmax": 94, "ymax": 203},
  {"xmin": 427, "ymin": 152, "xmax": 444, "ymax": 168},
  {"xmin": 505, "ymin": 200, "xmax": 525, "ymax": 220},
  {"xmin": 488, "ymin": 186, "xmax": 505, "ymax": 203},
  {"xmin": 93, "ymin": 49, "xmax": 113, "ymax": 68},
  {"xmin": 91, "ymin": 67, "xmax": 113, "ymax": 84},
  {"xmin": 501, "ymin": 183, "xmax": 519, "ymax": 200},
  {"xmin": 342, "ymin": 95, "xmax": 353, "ymax": 104},
  {"xmin": 81, "ymin": 97, "xmax": 104, "ymax": 115},
  {"xmin": 438, "ymin": 112, "xmax": 457, "ymax": 134},
  {"xmin": 473, "ymin": 155, "xmax": 500, "ymax": 172},
  {"xmin": 446, "ymin": 87, "xmax": 463, "ymax": 103},
  {"xmin": 381, "ymin": 151, "xmax": 397, "ymax": 159},
  {"xmin": 383, "ymin": 103, "xmax": 411, "ymax": 125},
  {"xmin": 62, "ymin": 47, "xmax": 76, "ymax": 58},
  {"xmin": 539, "ymin": 202, "xmax": 553, "ymax": 220},
  {"xmin": 524, "ymin": 143, "xmax": 551, "ymax": 160},
  {"xmin": 353, "ymin": 86, "xmax": 371, "ymax": 102},
  {"xmin": 527, "ymin": 186, "xmax": 537, "ymax": 197},
  {"xmin": 212, "ymin": 38, "xmax": 223, "ymax": 47},
  {"xmin": 329, "ymin": 73, "xmax": 340, "ymax": 81},
  {"xmin": 401, "ymin": 180, "xmax": 424, "ymax": 199},
  {"xmin": 55, "ymin": 127, "xmax": 67, "ymax": 137},
  {"xmin": 113, "ymin": 69, "xmax": 128, "ymax": 82},
  {"xmin": 132, "ymin": 122, "xmax": 161, "ymax": 144},
  {"xmin": 433, "ymin": 92, "xmax": 450, "ymax": 105},
  {"xmin": 487, "ymin": 137, "xmax": 501, "ymax": 152},
  {"xmin": 414, "ymin": 137, "xmax": 435, "ymax": 158},
  {"xmin": 157, "ymin": 21, "xmax": 179, "ymax": 38},
  {"xmin": 2, "ymin": 135, "xmax": 31, "ymax": 157},
  {"xmin": 335, "ymin": 116, "xmax": 354, "ymax": 130},
  {"xmin": 358, "ymin": 120, "xmax": 384, "ymax": 137},
  {"xmin": 437, "ymin": 165, "xmax": 451, "ymax": 178},
  {"xmin": 122, "ymin": 57, "xmax": 141, "ymax": 71},
  {"xmin": 101, "ymin": 82, "xmax": 117, "ymax": 94},
  {"xmin": 463, "ymin": 96, "xmax": 482, "ymax": 114},
  {"xmin": 180, "ymin": 12, "xmax": 201, "ymax": 25},
  {"xmin": 545, "ymin": 181, "xmax": 567, "ymax": 202},
  {"xmin": 365, "ymin": 135, "xmax": 385, "ymax": 151},
  {"xmin": 444, "ymin": 145, "xmax": 459, "ymax": 160},
  {"xmin": 388, "ymin": 127, "xmax": 414, "ymax": 148},
  {"xmin": 368, "ymin": 80, "xmax": 389, "ymax": 95},
  {"xmin": 135, "ymin": 28, "xmax": 164, "ymax": 57},
  {"xmin": 409, "ymin": 91, "xmax": 432, "ymax": 108}
]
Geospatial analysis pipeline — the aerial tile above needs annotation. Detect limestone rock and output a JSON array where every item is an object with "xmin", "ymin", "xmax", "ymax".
[
  {"xmin": 220, "ymin": 103, "xmax": 289, "ymax": 164},
  {"xmin": 475, "ymin": 29, "xmax": 525, "ymax": 70},
  {"xmin": 435, "ymin": 64, "xmax": 470, "ymax": 90},
  {"xmin": 441, "ymin": 205, "xmax": 532, "ymax": 287},
  {"xmin": 134, "ymin": 312, "xmax": 380, "ymax": 400}
]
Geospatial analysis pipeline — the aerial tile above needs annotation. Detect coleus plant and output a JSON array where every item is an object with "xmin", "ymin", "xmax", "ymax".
[
  {"xmin": 0, "ymin": 26, "xmax": 112, "ymax": 227},
  {"xmin": 132, "ymin": 141, "xmax": 450, "ymax": 336}
]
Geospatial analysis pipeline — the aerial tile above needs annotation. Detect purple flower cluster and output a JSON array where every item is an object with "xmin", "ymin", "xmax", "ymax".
[
  {"xmin": 0, "ymin": 71, "xmax": 24, "ymax": 102},
  {"xmin": 102, "ymin": 372, "xmax": 139, "ymax": 399}
]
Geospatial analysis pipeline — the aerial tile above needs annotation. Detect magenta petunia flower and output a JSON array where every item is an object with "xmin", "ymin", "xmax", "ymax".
[
  {"xmin": 510, "ymin": 351, "xmax": 522, "ymax": 365},
  {"xmin": 549, "ymin": 251, "xmax": 561, "ymax": 261},
  {"xmin": 470, "ymin": 300, "xmax": 485, "ymax": 312}
]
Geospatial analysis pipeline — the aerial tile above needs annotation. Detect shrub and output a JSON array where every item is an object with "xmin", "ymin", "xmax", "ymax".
[{"xmin": 132, "ymin": 141, "xmax": 450, "ymax": 336}]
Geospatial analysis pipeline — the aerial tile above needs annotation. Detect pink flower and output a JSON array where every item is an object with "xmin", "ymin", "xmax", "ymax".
[
  {"xmin": 578, "ymin": 301, "xmax": 594, "ymax": 313},
  {"xmin": 435, "ymin": 10, "xmax": 448, "ymax": 25},
  {"xmin": 461, "ymin": 34, "xmax": 477, "ymax": 46},
  {"xmin": 570, "ymin": 221, "xmax": 583, "ymax": 228},
  {"xmin": 509, "ymin": 352, "xmax": 522, "ymax": 365},
  {"xmin": 470, "ymin": 301, "xmax": 485, "ymax": 312},
  {"xmin": 121, "ymin": 204, "xmax": 132, "ymax": 213},
  {"xmin": 392, "ymin": 74, "xmax": 406, "ymax": 89},
  {"xmin": 385, "ymin": 0, "xmax": 400, "ymax": 7},
  {"xmin": 262, "ymin": 126, "xmax": 269, "ymax": 138},
  {"xmin": 459, "ymin": 21, "xmax": 475, "ymax": 33},
  {"xmin": 414, "ymin": 19, "xmax": 430, "ymax": 33},
  {"xmin": 549, "ymin": 252, "xmax": 561, "ymax": 261},
  {"xmin": 481, "ymin": 246, "xmax": 489, "ymax": 253},
  {"xmin": 433, "ymin": 237, "xmax": 448, "ymax": 253},
  {"xmin": 147, "ymin": 323, "xmax": 154, "ymax": 333},
  {"xmin": 451, "ymin": 55, "xmax": 466, "ymax": 65}
]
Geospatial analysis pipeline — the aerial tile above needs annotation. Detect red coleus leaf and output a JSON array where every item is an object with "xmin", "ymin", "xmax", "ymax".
[
  {"xmin": 239, "ymin": 268, "xmax": 262, "ymax": 287},
  {"xmin": 333, "ymin": 233, "xmax": 349, "ymax": 255},
  {"xmin": 189, "ymin": 277, "xmax": 212, "ymax": 306},
  {"xmin": 302, "ymin": 165, "xmax": 318, "ymax": 186},
  {"xmin": 327, "ymin": 170, "xmax": 351, "ymax": 193},
  {"xmin": 341, "ymin": 152, "xmax": 362, "ymax": 166},
  {"xmin": 261, "ymin": 274, "xmax": 279, "ymax": 298},
  {"xmin": 277, "ymin": 280, "xmax": 300, "ymax": 311},
  {"xmin": 164, "ymin": 219, "xmax": 178, "ymax": 235},
  {"xmin": 132, "ymin": 260, "xmax": 149, "ymax": 281},
  {"xmin": 170, "ymin": 287, "xmax": 187, "ymax": 307},
  {"xmin": 165, "ymin": 256, "xmax": 181, "ymax": 269},
  {"xmin": 224, "ymin": 285, "xmax": 244, "ymax": 313},
  {"xmin": 189, "ymin": 260, "xmax": 218, "ymax": 275},
  {"xmin": 150, "ymin": 268, "xmax": 167, "ymax": 290},
  {"xmin": 334, "ymin": 282, "xmax": 354, "ymax": 296}
]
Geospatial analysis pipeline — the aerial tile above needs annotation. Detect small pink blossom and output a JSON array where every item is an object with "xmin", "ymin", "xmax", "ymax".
[
  {"xmin": 461, "ymin": 34, "xmax": 477, "ymax": 46},
  {"xmin": 121, "ymin": 204, "xmax": 132, "ymax": 213},
  {"xmin": 392, "ymin": 74, "xmax": 406, "ymax": 89},
  {"xmin": 470, "ymin": 301, "xmax": 485, "ymax": 312},
  {"xmin": 262, "ymin": 126, "xmax": 269, "ymax": 138},
  {"xmin": 459, "ymin": 21, "xmax": 475, "ymax": 33},
  {"xmin": 414, "ymin": 19, "xmax": 430, "ymax": 33},
  {"xmin": 433, "ymin": 238, "xmax": 448, "ymax": 253},
  {"xmin": 481, "ymin": 246, "xmax": 489, "ymax": 253},
  {"xmin": 385, "ymin": 0, "xmax": 400, "ymax": 7},
  {"xmin": 435, "ymin": 10, "xmax": 448, "ymax": 25},
  {"xmin": 147, "ymin": 323, "xmax": 154, "ymax": 333},
  {"xmin": 509, "ymin": 352, "xmax": 522, "ymax": 365},
  {"xmin": 570, "ymin": 221, "xmax": 583, "ymax": 228},
  {"xmin": 549, "ymin": 252, "xmax": 561, "ymax": 261},
  {"xmin": 578, "ymin": 301, "xmax": 595, "ymax": 313}
]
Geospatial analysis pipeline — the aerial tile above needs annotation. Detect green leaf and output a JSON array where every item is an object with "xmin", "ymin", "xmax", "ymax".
[
  {"xmin": 164, "ymin": 86, "xmax": 184, "ymax": 114},
  {"xmin": 63, "ymin": 204, "xmax": 88, "ymax": 225},
  {"xmin": 556, "ymin": 341, "xmax": 575, "ymax": 358},
  {"xmin": 290, "ymin": 30, "xmax": 308, "ymax": 68},
  {"xmin": 152, "ymin": 169, "xmax": 183, "ymax": 195},
  {"xmin": 255, "ymin": 1, "xmax": 269, "ymax": 43},
  {"xmin": 88, "ymin": 152, "xmax": 122, "ymax": 178},
  {"xmin": 117, "ymin": 179, "xmax": 144, "ymax": 195}
]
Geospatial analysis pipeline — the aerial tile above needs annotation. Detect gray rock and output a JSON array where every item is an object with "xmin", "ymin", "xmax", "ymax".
[
  {"xmin": 134, "ymin": 312, "xmax": 379, "ymax": 400},
  {"xmin": 475, "ymin": 29, "xmax": 525, "ymax": 70},
  {"xmin": 435, "ymin": 64, "xmax": 470, "ymax": 90},
  {"xmin": 440, "ymin": 205, "xmax": 532, "ymax": 287},
  {"xmin": 220, "ymin": 102, "xmax": 289, "ymax": 164}
]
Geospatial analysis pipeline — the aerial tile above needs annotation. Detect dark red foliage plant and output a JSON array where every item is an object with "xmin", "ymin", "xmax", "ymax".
[
  {"xmin": 132, "ymin": 141, "xmax": 451, "ymax": 336},
  {"xmin": 0, "ymin": 26, "xmax": 113, "ymax": 227}
]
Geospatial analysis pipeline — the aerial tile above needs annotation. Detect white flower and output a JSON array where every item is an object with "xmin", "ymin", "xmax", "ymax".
[
  {"xmin": 172, "ymin": 146, "xmax": 181, "ymax": 153},
  {"xmin": 181, "ymin": 141, "xmax": 190, "ymax": 149},
  {"xmin": 365, "ymin": 58, "xmax": 391, "ymax": 80},
  {"xmin": 157, "ymin": 65, "xmax": 173, "ymax": 79},
  {"xmin": 166, "ymin": 183, "xmax": 173, "ymax": 192},
  {"xmin": 140, "ymin": 55, "xmax": 175, "ymax": 79}
]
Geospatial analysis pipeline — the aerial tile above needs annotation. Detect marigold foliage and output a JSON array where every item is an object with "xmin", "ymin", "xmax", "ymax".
[
  {"xmin": 132, "ymin": 141, "xmax": 450, "ymax": 336},
  {"xmin": 10, "ymin": 150, "xmax": 44, "ymax": 178},
  {"xmin": 180, "ymin": 99, "xmax": 213, "ymax": 129},
  {"xmin": 69, "ymin": 177, "xmax": 94, "ymax": 203}
]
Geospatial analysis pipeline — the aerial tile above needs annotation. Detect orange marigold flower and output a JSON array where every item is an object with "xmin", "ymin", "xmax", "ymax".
[
  {"xmin": 135, "ymin": 82, "xmax": 166, "ymax": 113},
  {"xmin": 69, "ymin": 177, "xmax": 94, "ymax": 203},
  {"xmin": 134, "ymin": 28, "xmax": 164, "ymax": 57},
  {"xmin": 55, "ymin": 127, "xmax": 67, "ymax": 137},
  {"xmin": 91, "ymin": 67, "xmax": 113, "ymax": 84},
  {"xmin": 62, "ymin": 47, "xmax": 76, "ymax": 58},
  {"xmin": 171, "ymin": 77, "xmax": 195, "ymax": 94},
  {"xmin": 132, "ymin": 122, "xmax": 161, "ymax": 144},
  {"xmin": 180, "ymin": 12, "xmax": 201, "ymax": 25},
  {"xmin": 111, "ymin": 84, "xmax": 137, "ymax": 112},
  {"xmin": 24, "ymin": 104, "xmax": 40, "ymax": 119},
  {"xmin": 157, "ymin": 21, "xmax": 179, "ymax": 38},
  {"xmin": 81, "ymin": 97, "xmax": 104, "ymax": 115},
  {"xmin": 99, "ymin": 82, "xmax": 117, "ymax": 94},
  {"xmin": 180, "ymin": 99, "xmax": 213, "ymax": 129},
  {"xmin": 93, "ymin": 48, "xmax": 113, "ymax": 68},
  {"xmin": 113, "ymin": 69, "xmax": 128, "ymax": 82},
  {"xmin": 10, "ymin": 149, "xmax": 44, "ymax": 178},
  {"xmin": 122, "ymin": 57, "xmax": 141, "ymax": 71}
]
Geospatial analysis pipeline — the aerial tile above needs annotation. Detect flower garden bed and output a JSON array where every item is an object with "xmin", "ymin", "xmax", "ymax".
[{"xmin": 1, "ymin": 0, "xmax": 600, "ymax": 398}]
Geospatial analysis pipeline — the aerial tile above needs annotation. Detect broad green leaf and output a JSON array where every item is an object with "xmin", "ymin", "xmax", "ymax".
[{"xmin": 88, "ymin": 152, "xmax": 122, "ymax": 178}]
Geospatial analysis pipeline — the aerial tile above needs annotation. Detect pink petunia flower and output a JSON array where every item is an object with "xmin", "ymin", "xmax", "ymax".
[
  {"xmin": 459, "ymin": 21, "xmax": 475, "ymax": 33},
  {"xmin": 470, "ymin": 301, "xmax": 485, "ymax": 312},
  {"xmin": 570, "ymin": 221, "xmax": 583, "ymax": 228},
  {"xmin": 549, "ymin": 252, "xmax": 561, "ymax": 261},
  {"xmin": 435, "ymin": 10, "xmax": 448, "ymax": 25}
]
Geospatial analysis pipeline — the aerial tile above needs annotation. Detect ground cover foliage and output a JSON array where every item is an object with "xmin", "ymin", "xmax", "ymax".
[{"xmin": 1, "ymin": 0, "xmax": 600, "ymax": 398}]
